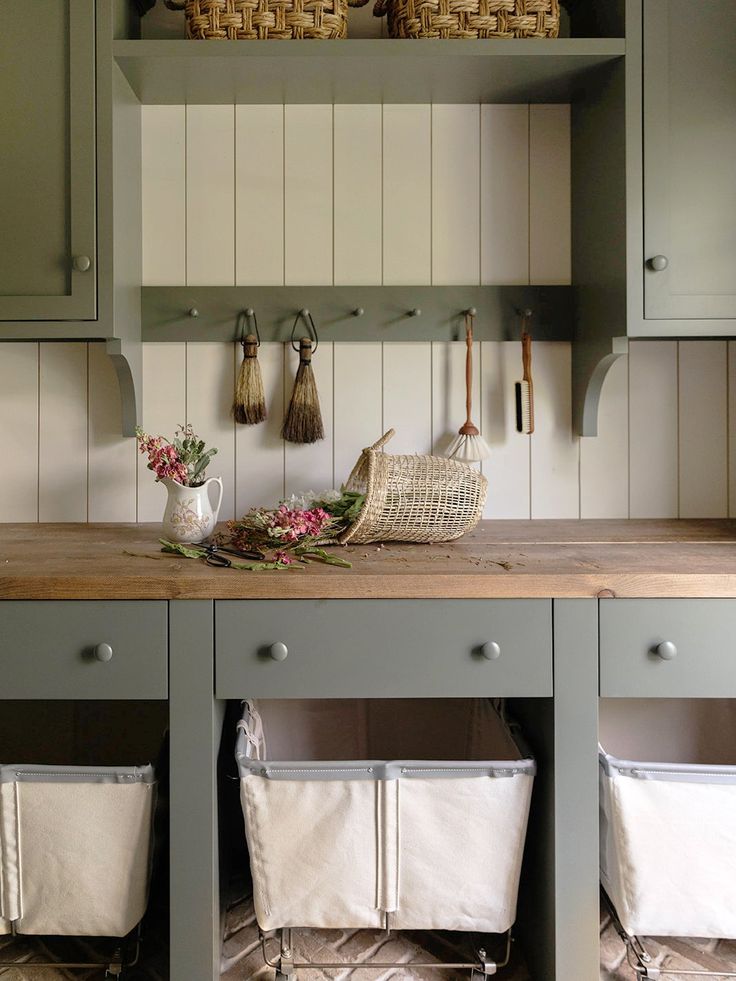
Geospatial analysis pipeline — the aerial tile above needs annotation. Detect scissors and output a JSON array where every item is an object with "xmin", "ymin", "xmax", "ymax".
[{"xmin": 199, "ymin": 543, "xmax": 264, "ymax": 567}]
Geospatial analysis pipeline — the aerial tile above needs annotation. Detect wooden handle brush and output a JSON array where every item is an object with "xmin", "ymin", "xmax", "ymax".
[
  {"xmin": 515, "ymin": 316, "xmax": 535, "ymax": 435},
  {"xmin": 446, "ymin": 312, "xmax": 490, "ymax": 462}
]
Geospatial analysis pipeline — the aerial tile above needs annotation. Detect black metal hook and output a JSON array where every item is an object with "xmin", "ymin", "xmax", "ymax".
[
  {"xmin": 290, "ymin": 308, "xmax": 319, "ymax": 353},
  {"xmin": 238, "ymin": 308, "xmax": 260, "ymax": 346}
]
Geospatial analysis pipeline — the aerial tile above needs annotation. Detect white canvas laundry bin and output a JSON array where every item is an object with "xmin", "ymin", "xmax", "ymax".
[
  {"xmin": 0, "ymin": 763, "xmax": 156, "ymax": 937},
  {"xmin": 236, "ymin": 698, "xmax": 535, "ymax": 934},
  {"xmin": 599, "ymin": 699, "xmax": 736, "ymax": 940}
]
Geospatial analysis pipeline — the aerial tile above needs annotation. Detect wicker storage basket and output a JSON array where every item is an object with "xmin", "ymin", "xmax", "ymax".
[
  {"xmin": 339, "ymin": 429, "xmax": 488, "ymax": 545},
  {"xmin": 167, "ymin": 0, "xmax": 368, "ymax": 40},
  {"xmin": 373, "ymin": 0, "xmax": 560, "ymax": 39}
]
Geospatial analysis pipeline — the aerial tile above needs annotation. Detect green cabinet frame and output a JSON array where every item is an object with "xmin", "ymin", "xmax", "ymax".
[{"xmin": 0, "ymin": 0, "xmax": 96, "ymax": 322}]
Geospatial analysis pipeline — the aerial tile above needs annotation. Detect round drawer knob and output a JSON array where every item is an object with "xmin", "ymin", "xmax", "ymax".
[
  {"xmin": 269, "ymin": 642, "xmax": 289, "ymax": 662},
  {"xmin": 94, "ymin": 642, "xmax": 114, "ymax": 663},
  {"xmin": 654, "ymin": 640, "xmax": 677, "ymax": 661},
  {"xmin": 72, "ymin": 254, "xmax": 92, "ymax": 272},
  {"xmin": 480, "ymin": 641, "xmax": 501, "ymax": 661},
  {"xmin": 647, "ymin": 254, "xmax": 669, "ymax": 272}
]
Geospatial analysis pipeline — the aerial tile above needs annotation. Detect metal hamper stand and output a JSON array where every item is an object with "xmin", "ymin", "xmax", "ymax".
[
  {"xmin": 603, "ymin": 892, "xmax": 736, "ymax": 980},
  {"xmin": 260, "ymin": 924, "xmax": 513, "ymax": 978}
]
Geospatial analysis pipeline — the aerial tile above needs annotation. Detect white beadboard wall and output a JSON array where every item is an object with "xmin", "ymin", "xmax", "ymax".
[{"xmin": 1, "ymin": 105, "xmax": 733, "ymax": 522}]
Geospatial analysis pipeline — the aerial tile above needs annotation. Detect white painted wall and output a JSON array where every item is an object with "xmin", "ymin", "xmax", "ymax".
[{"xmin": 1, "ymin": 105, "xmax": 730, "ymax": 523}]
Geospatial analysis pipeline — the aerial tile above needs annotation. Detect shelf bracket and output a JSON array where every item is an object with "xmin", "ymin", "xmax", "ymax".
[
  {"xmin": 573, "ymin": 335, "xmax": 628, "ymax": 436},
  {"xmin": 105, "ymin": 338, "xmax": 142, "ymax": 437}
]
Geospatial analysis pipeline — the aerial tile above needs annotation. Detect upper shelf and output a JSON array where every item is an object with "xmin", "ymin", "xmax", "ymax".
[{"xmin": 113, "ymin": 38, "xmax": 625, "ymax": 105}]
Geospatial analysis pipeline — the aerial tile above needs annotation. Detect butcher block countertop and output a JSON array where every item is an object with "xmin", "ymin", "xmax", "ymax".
[{"xmin": 1, "ymin": 520, "xmax": 736, "ymax": 599}]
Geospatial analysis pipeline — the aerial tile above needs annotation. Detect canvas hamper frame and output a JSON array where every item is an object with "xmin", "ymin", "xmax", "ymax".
[
  {"xmin": 599, "ymin": 700, "xmax": 736, "ymax": 980},
  {"xmin": 236, "ymin": 698, "xmax": 535, "ymax": 978},
  {"xmin": 0, "ymin": 762, "xmax": 157, "ymax": 977}
]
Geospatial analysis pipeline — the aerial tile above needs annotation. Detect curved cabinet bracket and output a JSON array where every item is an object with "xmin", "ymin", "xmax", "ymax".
[
  {"xmin": 105, "ymin": 338, "xmax": 141, "ymax": 437},
  {"xmin": 573, "ymin": 336, "xmax": 628, "ymax": 437}
]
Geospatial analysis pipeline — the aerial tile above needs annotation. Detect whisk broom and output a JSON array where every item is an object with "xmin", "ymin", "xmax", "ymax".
[
  {"xmin": 232, "ymin": 310, "xmax": 266, "ymax": 425},
  {"xmin": 282, "ymin": 311, "xmax": 324, "ymax": 444},
  {"xmin": 446, "ymin": 311, "xmax": 490, "ymax": 463}
]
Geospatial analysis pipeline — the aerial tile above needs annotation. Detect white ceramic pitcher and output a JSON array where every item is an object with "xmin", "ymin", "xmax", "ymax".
[{"xmin": 160, "ymin": 477, "xmax": 223, "ymax": 543}]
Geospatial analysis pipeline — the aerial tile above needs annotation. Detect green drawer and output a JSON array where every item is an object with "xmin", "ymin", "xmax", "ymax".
[
  {"xmin": 215, "ymin": 599, "xmax": 552, "ymax": 699},
  {"xmin": 600, "ymin": 598, "xmax": 736, "ymax": 697},
  {"xmin": 0, "ymin": 601, "xmax": 168, "ymax": 699}
]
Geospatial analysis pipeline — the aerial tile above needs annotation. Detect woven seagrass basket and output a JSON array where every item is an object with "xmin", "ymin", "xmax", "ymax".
[
  {"xmin": 339, "ymin": 429, "xmax": 488, "ymax": 545},
  {"xmin": 166, "ymin": 0, "xmax": 368, "ymax": 40},
  {"xmin": 373, "ymin": 0, "xmax": 560, "ymax": 39}
]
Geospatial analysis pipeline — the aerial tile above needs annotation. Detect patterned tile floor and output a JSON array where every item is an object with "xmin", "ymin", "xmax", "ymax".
[
  {"xmin": 221, "ymin": 895, "xmax": 529, "ymax": 981},
  {"xmin": 4, "ymin": 897, "xmax": 736, "ymax": 979}
]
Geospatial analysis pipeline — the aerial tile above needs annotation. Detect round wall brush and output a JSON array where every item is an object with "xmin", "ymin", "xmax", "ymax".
[{"xmin": 446, "ymin": 311, "xmax": 490, "ymax": 463}]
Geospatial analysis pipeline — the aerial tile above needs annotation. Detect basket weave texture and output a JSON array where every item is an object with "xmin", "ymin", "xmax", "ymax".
[
  {"xmin": 180, "ymin": 0, "xmax": 366, "ymax": 39},
  {"xmin": 339, "ymin": 430, "xmax": 488, "ymax": 545},
  {"xmin": 373, "ymin": 0, "xmax": 560, "ymax": 39}
]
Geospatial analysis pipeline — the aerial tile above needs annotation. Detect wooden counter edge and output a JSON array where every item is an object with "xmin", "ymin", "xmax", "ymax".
[{"xmin": 3, "ymin": 572, "xmax": 736, "ymax": 600}]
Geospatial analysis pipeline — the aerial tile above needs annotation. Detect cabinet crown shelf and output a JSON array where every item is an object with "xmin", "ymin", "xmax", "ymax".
[{"xmin": 113, "ymin": 37, "xmax": 625, "ymax": 105}]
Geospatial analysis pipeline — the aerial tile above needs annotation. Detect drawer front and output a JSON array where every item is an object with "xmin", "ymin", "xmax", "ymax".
[
  {"xmin": 0, "ymin": 601, "xmax": 168, "ymax": 699},
  {"xmin": 600, "ymin": 599, "xmax": 736, "ymax": 697},
  {"xmin": 215, "ymin": 599, "xmax": 552, "ymax": 698}
]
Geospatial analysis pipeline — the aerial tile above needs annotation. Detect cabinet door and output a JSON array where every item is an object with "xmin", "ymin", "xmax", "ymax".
[
  {"xmin": 0, "ymin": 0, "xmax": 96, "ymax": 321},
  {"xmin": 643, "ymin": 0, "xmax": 736, "ymax": 321}
]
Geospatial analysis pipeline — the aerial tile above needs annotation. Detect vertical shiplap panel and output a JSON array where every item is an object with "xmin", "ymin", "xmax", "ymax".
[
  {"xmin": 730, "ymin": 342, "xmax": 736, "ymax": 517},
  {"xmin": 333, "ymin": 343, "xmax": 383, "ymax": 485},
  {"xmin": 530, "ymin": 342, "xmax": 579, "ymax": 518},
  {"xmin": 529, "ymin": 105, "xmax": 571, "ymax": 285},
  {"xmin": 235, "ymin": 105, "xmax": 284, "ymax": 286},
  {"xmin": 480, "ymin": 341, "xmax": 531, "ymax": 519},
  {"xmin": 186, "ymin": 105, "xmax": 235, "ymax": 286},
  {"xmin": 39, "ymin": 343, "xmax": 88, "ymax": 522},
  {"xmin": 137, "ymin": 343, "xmax": 187, "ymax": 522},
  {"xmin": 284, "ymin": 105, "xmax": 333, "ymax": 286},
  {"xmin": 579, "ymin": 354, "xmax": 629, "ymax": 518},
  {"xmin": 186, "ymin": 343, "xmax": 236, "ymax": 521},
  {"xmin": 481, "ymin": 105, "xmax": 529, "ymax": 285},
  {"xmin": 382, "ymin": 343, "xmax": 432, "ymax": 455},
  {"xmin": 678, "ymin": 341, "xmax": 728, "ymax": 518},
  {"xmin": 141, "ymin": 105, "xmax": 186, "ymax": 285},
  {"xmin": 0, "ymin": 343, "xmax": 39, "ymax": 521},
  {"xmin": 88, "ymin": 344, "xmax": 137, "ymax": 522},
  {"xmin": 432, "ymin": 105, "xmax": 481, "ymax": 286},
  {"xmin": 431, "ymin": 340, "xmax": 481, "ymax": 459},
  {"xmin": 383, "ymin": 105, "xmax": 431, "ymax": 285},
  {"xmin": 234, "ymin": 343, "xmax": 285, "ymax": 513},
  {"xmin": 334, "ymin": 105, "xmax": 382, "ymax": 286},
  {"xmin": 283, "ymin": 342, "xmax": 334, "ymax": 495},
  {"xmin": 629, "ymin": 340, "xmax": 678, "ymax": 518}
]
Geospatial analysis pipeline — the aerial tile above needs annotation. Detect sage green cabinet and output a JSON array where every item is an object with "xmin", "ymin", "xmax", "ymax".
[
  {"xmin": 0, "ymin": 0, "xmax": 96, "ymax": 321},
  {"xmin": 641, "ymin": 0, "xmax": 736, "ymax": 326}
]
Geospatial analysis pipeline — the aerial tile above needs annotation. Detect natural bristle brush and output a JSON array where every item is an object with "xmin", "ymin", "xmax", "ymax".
[
  {"xmin": 446, "ymin": 310, "xmax": 490, "ymax": 463},
  {"xmin": 233, "ymin": 309, "xmax": 266, "ymax": 425},
  {"xmin": 282, "ymin": 309, "xmax": 324, "ymax": 444},
  {"xmin": 515, "ymin": 309, "xmax": 534, "ymax": 435}
]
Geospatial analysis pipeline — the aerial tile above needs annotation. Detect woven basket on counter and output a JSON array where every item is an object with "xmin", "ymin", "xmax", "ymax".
[
  {"xmin": 166, "ymin": 0, "xmax": 368, "ymax": 39},
  {"xmin": 339, "ymin": 429, "xmax": 488, "ymax": 545},
  {"xmin": 373, "ymin": 0, "xmax": 560, "ymax": 39}
]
